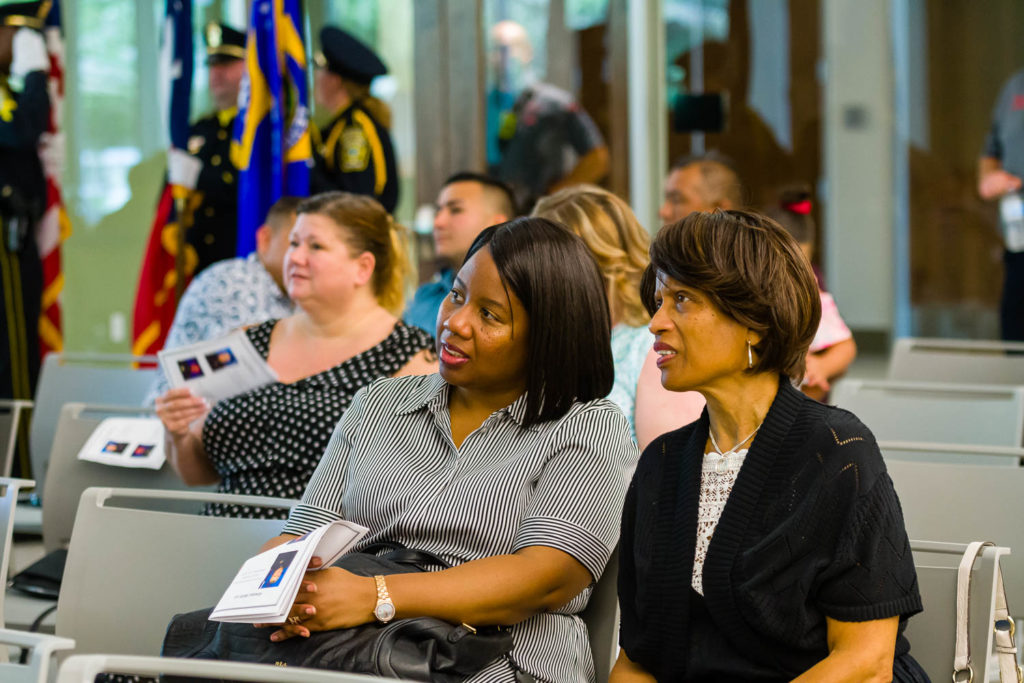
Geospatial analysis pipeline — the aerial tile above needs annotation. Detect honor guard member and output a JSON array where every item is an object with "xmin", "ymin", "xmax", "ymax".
[
  {"xmin": 0, "ymin": 0, "xmax": 51, "ymax": 401},
  {"xmin": 311, "ymin": 26, "xmax": 398, "ymax": 213},
  {"xmin": 167, "ymin": 23, "xmax": 245, "ymax": 275}
]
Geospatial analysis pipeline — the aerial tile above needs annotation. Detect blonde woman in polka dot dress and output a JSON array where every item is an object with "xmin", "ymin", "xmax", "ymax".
[{"xmin": 155, "ymin": 193, "xmax": 436, "ymax": 518}]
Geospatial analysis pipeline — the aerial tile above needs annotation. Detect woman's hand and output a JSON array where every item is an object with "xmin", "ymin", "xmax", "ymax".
[
  {"xmin": 802, "ymin": 353, "xmax": 830, "ymax": 395},
  {"xmin": 261, "ymin": 557, "xmax": 377, "ymax": 642},
  {"xmin": 155, "ymin": 387, "xmax": 209, "ymax": 438}
]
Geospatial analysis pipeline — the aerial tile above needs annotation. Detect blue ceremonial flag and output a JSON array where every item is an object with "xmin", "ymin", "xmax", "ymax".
[
  {"xmin": 232, "ymin": 0, "xmax": 311, "ymax": 256},
  {"xmin": 165, "ymin": 0, "xmax": 193, "ymax": 151}
]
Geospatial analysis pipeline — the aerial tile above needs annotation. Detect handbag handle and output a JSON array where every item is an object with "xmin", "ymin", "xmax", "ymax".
[{"xmin": 954, "ymin": 541, "xmax": 1022, "ymax": 683}]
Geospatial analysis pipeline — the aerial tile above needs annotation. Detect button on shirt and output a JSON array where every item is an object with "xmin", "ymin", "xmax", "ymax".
[
  {"xmin": 144, "ymin": 252, "xmax": 293, "ymax": 404},
  {"xmin": 402, "ymin": 267, "xmax": 454, "ymax": 337},
  {"xmin": 283, "ymin": 372, "xmax": 638, "ymax": 683}
]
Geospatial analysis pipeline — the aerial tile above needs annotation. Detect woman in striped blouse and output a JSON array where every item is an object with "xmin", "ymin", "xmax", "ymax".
[{"xmin": 260, "ymin": 217, "xmax": 638, "ymax": 682}]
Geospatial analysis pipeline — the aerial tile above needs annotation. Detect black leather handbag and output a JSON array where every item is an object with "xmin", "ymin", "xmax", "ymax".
[{"xmin": 161, "ymin": 546, "xmax": 525, "ymax": 683}]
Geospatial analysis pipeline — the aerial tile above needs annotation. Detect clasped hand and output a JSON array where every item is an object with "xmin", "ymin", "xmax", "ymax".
[{"xmin": 257, "ymin": 556, "xmax": 378, "ymax": 642}]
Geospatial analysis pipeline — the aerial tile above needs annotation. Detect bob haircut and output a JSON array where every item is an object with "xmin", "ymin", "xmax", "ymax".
[
  {"xmin": 640, "ymin": 209, "xmax": 821, "ymax": 379},
  {"xmin": 464, "ymin": 216, "xmax": 614, "ymax": 426},
  {"xmin": 532, "ymin": 184, "xmax": 651, "ymax": 328}
]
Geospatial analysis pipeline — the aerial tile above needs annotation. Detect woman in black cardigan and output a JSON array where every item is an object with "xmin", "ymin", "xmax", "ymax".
[{"xmin": 612, "ymin": 210, "xmax": 928, "ymax": 682}]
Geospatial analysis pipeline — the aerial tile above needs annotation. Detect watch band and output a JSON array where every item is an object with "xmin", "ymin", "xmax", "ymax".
[{"xmin": 373, "ymin": 574, "xmax": 396, "ymax": 623}]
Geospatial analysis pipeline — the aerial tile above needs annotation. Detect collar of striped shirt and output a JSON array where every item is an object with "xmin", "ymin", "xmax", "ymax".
[{"xmin": 394, "ymin": 372, "xmax": 534, "ymax": 428}]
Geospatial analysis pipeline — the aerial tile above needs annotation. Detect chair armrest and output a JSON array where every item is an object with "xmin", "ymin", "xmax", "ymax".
[
  {"xmin": 57, "ymin": 654, "xmax": 393, "ymax": 683},
  {"xmin": 0, "ymin": 628, "xmax": 75, "ymax": 681}
]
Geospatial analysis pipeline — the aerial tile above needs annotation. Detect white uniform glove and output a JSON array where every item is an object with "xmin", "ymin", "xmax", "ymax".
[
  {"xmin": 8, "ymin": 28, "xmax": 49, "ymax": 91},
  {"xmin": 167, "ymin": 147, "xmax": 203, "ymax": 190}
]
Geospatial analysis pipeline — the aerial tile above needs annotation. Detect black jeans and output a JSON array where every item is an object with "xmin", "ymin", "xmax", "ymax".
[{"xmin": 1001, "ymin": 250, "xmax": 1024, "ymax": 341}]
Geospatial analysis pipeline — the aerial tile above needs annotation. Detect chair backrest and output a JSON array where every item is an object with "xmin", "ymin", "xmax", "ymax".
[
  {"xmin": 0, "ymin": 477, "xmax": 34, "ymax": 629},
  {"xmin": 580, "ymin": 547, "xmax": 619, "ymax": 683},
  {"xmin": 889, "ymin": 337, "xmax": 1024, "ymax": 385},
  {"xmin": 888, "ymin": 460, "xmax": 1024, "ymax": 613},
  {"xmin": 56, "ymin": 487, "xmax": 295, "ymax": 656},
  {"xmin": 0, "ymin": 629, "xmax": 75, "ymax": 682},
  {"xmin": 41, "ymin": 403, "xmax": 209, "ymax": 553},
  {"xmin": 0, "ymin": 400, "xmax": 32, "ymax": 478},
  {"xmin": 30, "ymin": 353, "xmax": 158, "ymax": 497},
  {"xmin": 905, "ymin": 540, "xmax": 1010, "ymax": 683},
  {"xmin": 830, "ymin": 379, "xmax": 1024, "ymax": 447},
  {"xmin": 879, "ymin": 440, "xmax": 1024, "ymax": 467}
]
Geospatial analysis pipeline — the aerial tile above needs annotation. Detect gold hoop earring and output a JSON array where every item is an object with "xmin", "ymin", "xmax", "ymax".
[{"xmin": 747, "ymin": 340, "xmax": 753, "ymax": 369}]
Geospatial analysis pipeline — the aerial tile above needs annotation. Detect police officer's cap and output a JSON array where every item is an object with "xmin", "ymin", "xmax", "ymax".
[
  {"xmin": 314, "ymin": 26, "xmax": 387, "ymax": 85},
  {"xmin": 205, "ymin": 22, "xmax": 245, "ymax": 65},
  {"xmin": 0, "ymin": 0, "xmax": 51, "ymax": 30}
]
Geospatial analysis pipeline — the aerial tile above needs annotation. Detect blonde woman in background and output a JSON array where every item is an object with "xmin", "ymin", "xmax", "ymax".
[
  {"xmin": 156, "ymin": 193, "xmax": 436, "ymax": 518},
  {"xmin": 534, "ymin": 185, "xmax": 704, "ymax": 448}
]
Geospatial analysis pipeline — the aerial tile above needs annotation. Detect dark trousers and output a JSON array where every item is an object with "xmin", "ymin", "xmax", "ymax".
[
  {"xmin": 0, "ymin": 234, "xmax": 42, "ymax": 401},
  {"xmin": 1002, "ymin": 250, "xmax": 1024, "ymax": 342}
]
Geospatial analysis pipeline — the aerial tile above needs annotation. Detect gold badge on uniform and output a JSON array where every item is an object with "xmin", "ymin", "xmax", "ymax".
[
  {"xmin": 340, "ymin": 125, "xmax": 369, "ymax": 172},
  {"xmin": 187, "ymin": 135, "xmax": 205, "ymax": 154}
]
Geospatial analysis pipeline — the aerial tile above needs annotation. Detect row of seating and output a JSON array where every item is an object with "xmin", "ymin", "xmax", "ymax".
[
  {"xmin": 0, "ymin": 338, "xmax": 1022, "ymax": 681},
  {"xmin": 0, "ymin": 485, "xmax": 1011, "ymax": 682},
  {"xmin": 0, "ymin": 486, "xmax": 617, "ymax": 682}
]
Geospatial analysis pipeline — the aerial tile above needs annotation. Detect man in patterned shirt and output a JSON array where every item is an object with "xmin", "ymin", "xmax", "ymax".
[{"xmin": 144, "ymin": 197, "xmax": 299, "ymax": 405}]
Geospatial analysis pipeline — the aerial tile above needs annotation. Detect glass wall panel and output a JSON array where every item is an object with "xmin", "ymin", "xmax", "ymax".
[
  {"xmin": 896, "ymin": 0, "xmax": 1024, "ymax": 339},
  {"xmin": 663, "ymin": 0, "xmax": 823, "ymax": 250},
  {"xmin": 482, "ymin": 0, "xmax": 629, "ymax": 213}
]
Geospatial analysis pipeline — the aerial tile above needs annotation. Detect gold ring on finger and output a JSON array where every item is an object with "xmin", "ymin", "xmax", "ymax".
[{"xmin": 287, "ymin": 615, "xmax": 302, "ymax": 625}]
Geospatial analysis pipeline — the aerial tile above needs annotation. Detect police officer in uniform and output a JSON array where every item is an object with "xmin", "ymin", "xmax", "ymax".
[
  {"xmin": 311, "ymin": 26, "xmax": 398, "ymax": 213},
  {"xmin": 167, "ymin": 23, "xmax": 245, "ymax": 275},
  {"xmin": 0, "ymin": 0, "xmax": 50, "ymax": 402}
]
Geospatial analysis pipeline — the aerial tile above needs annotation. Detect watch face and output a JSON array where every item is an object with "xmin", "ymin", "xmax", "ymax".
[{"xmin": 375, "ymin": 601, "xmax": 396, "ymax": 622}]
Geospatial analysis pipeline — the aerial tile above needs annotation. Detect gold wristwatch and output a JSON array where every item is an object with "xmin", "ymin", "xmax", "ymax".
[{"xmin": 373, "ymin": 574, "xmax": 396, "ymax": 623}]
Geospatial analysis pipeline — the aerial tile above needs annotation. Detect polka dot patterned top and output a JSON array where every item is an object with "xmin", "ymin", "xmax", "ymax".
[{"xmin": 201, "ymin": 319, "xmax": 434, "ymax": 519}]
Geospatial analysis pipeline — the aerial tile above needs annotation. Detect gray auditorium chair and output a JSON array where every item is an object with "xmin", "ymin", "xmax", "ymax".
[
  {"xmin": 39, "ymin": 402, "xmax": 211, "ymax": 554},
  {"xmin": 580, "ymin": 546, "xmax": 619, "ymax": 683},
  {"xmin": 55, "ymin": 488, "xmax": 295, "ymax": 656},
  {"xmin": 879, "ymin": 440, "xmax": 1024, "ymax": 467},
  {"xmin": 888, "ymin": 337, "xmax": 1024, "ymax": 385},
  {"xmin": 905, "ymin": 541, "xmax": 1013, "ymax": 682},
  {"xmin": 30, "ymin": 353, "xmax": 158, "ymax": 499},
  {"xmin": 0, "ymin": 478, "xmax": 34, "ymax": 631},
  {"xmin": 830, "ymin": 379, "xmax": 1024, "ymax": 447},
  {"xmin": 0, "ymin": 400, "xmax": 31, "ymax": 478},
  {"xmin": 888, "ymin": 460, "xmax": 1024, "ymax": 620}
]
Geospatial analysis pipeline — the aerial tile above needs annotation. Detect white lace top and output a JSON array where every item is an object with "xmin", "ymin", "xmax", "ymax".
[{"xmin": 692, "ymin": 448, "xmax": 748, "ymax": 594}]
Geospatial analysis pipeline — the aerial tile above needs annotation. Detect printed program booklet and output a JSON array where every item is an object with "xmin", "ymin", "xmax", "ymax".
[
  {"xmin": 157, "ymin": 329, "xmax": 278, "ymax": 403},
  {"xmin": 210, "ymin": 520, "xmax": 369, "ymax": 624},
  {"xmin": 76, "ymin": 417, "xmax": 166, "ymax": 470}
]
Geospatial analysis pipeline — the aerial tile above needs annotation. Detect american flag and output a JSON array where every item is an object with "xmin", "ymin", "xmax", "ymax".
[{"xmin": 36, "ymin": 0, "xmax": 69, "ymax": 357}]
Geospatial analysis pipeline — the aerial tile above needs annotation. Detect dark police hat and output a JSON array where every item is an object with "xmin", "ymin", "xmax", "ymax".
[
  {"xmin": 314, "ymin": 26, "xmax": 387, "ymax": 85},
  {"xmin": 205, "ymin": 22, "xmax": 245, "ymax": 65},
  {"xmin": 0, "ymin": 0, "xmax": 51, "ymax": 29}
]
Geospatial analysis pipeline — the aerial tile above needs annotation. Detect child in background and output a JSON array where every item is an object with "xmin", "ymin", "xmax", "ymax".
[{"xmin": 765, "ymin": 186, "xmax": 857, "ymax": 401}]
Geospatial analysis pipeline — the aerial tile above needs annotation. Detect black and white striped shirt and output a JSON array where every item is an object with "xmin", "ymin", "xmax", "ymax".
[{"xmin": 283, "ymin": 373, "xmax": 638, "ymax": 682}]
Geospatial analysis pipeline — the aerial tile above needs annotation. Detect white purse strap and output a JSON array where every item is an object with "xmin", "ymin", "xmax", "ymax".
[{"xmin": 954, "ymin": 541, "xmax": 1022, "ymax": 683}]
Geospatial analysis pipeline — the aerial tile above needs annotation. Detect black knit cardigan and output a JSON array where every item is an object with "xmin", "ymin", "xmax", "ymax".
[{"xmin": 618, "ymin": 377, "xmax": 924, "ymax": 681}]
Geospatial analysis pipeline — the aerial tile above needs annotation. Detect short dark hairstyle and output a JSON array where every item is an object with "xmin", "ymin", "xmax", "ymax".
[
  {"xmin": 443, "ymin": 171, "xmax": 518, "ymax": 218},
  {"xmin": 640, "ymin": 209, "xmax": 821, "ymax": 379},
  {"xmin": 670, "ymin": 151, "xmax": 745, "ymax": 208},
  {"xmin": 465, "ymin": 216, "xmax": 613, "ymax": 426},
  {"xmin": 266, "ymin": 196, "xmax": 303, "ymax": 233}
]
